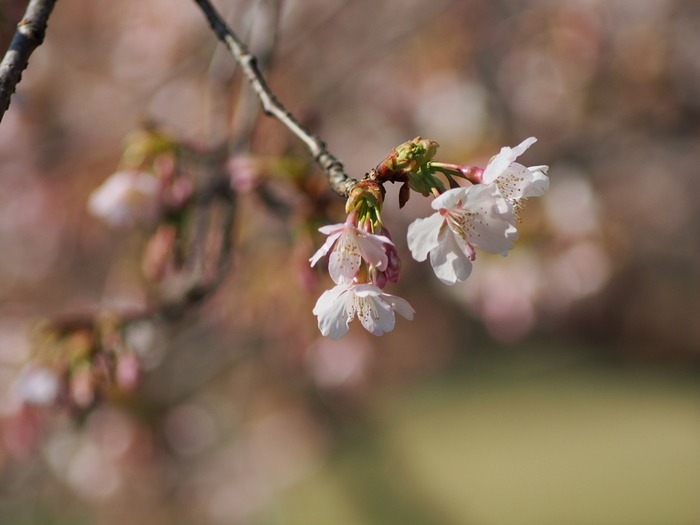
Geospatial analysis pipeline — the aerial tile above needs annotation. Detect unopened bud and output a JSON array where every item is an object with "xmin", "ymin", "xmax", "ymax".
[
  {"xmin": 345, "ymin": 180, "xmax": 385, "ymax": 215},
  {"xmin": 70, "ymin": 365, "xmax": 95, "ymax": 408},
  {"xmin": 393, "ymin": 137, "xmax": 439, "ymax": 170},
  {"xmin": 377, "ymin": 136, "xmax": 440, "ymax": 177},
  {"xmin": 116, "ymin": 353, "xmax": 140, "ymax": 391}
]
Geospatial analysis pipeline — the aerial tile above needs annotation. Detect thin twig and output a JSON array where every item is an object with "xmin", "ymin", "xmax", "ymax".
[
  {"xmin": 192, "ymin": 0, "xmax": 359, "ymax": 197},
  {"xmin": 0, "ymin": 0, "xmax": 57, "ymax": 124}
]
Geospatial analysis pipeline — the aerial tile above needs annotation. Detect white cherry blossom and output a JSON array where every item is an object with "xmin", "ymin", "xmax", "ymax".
[
  {"xmin": 407, "ymin": 184, "xmax": 517, "ymax": 285},
  {"xmin": 88, "ymin": 171, "xmax": 161, "ymax": 228},
  {"xmin": 482, "ymin": 137, "xmax": 549, "ymax": 204},
  {"xmin": 309, "ymin": 222, "xmax": 393, "ymax": 284},
  {"xmin": 14, "ymin": 366, "xmax": 60, "ymax": 406},
  {"xmin": 313, "ymin": 283, "xmax": 414, "ymax": 339}
]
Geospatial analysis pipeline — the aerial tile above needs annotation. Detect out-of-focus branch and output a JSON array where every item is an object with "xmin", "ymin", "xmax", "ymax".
[
  {"xmin": 0, "ymin": 0, "xmax": 57, "ymax": 123},
  {"xmin": 45, "ymin": 171, "xmax": 236, "ymax": 336},
  {"xmin": 192, "ymin": 0, "xmax": 359, "ymax": 197}
]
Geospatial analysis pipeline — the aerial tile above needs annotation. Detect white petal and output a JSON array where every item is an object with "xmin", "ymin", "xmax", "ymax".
[
  {"xmin": 407, "ymin": 212, "xmax": 444, "ymax": 262},
  {"xmin": 15, "ymin": 366, "xmax": 59, "ymax": 406},
  {"xmin": 329, "ymin": 245, "xmax": 361, "ymax": 284},
  {"xmin": 88, "ymin": 172, "xmax": 147, "ymax": 226},
  {"xmin": 313, "ymin": 285, "xmax": 352, "ymax": 339},
  {"xmin": 356, "ymin": 233, "xmax": 389, "ymax": 270},
  {"xmin": 356, "ymin": 294, "xmax": 396, "ymax": 336},
  {"xmin": 510, "ymin": 136, "xmax": 537, "ymax": 158},
  {"xmin": 496, "ymin": 162, "xmax": 549, "ymax": 202},
  {"xmin": 495, "ymin": 162, "xmax": 550, "ymax": 201},
  {"xmin": 482, "ymin": 149, "xmax": 515, "ymax": 185},
  {"xmin": 524, "ymin": 165, "xmax": 550, "ymax": 198},
  {"xmin": 482, "ymin": 137, "xmax": 537, "ymax": 184},
  {"xmin": 318, "ymin": 223, "xmax": 346, "ymax": 235},
  {"xmin": 431, "ymin": 187, "xmax": 469, "ymax": 210},
  {"xmin": 461, "ymin": 183, "xmax": 512, "ymax": 216},
  {"xmin": 461, "ymin": 184, "xmax": 518, "ymax": 254},
  {"xmin": 493, "ymin": 163, "xmax": 534, "ymax": 201},
  {"xmin": 309, "ymin": 231, "xmax": 342, "ymax": 267},
  {"xmin": 429, "ymin": 227, "xmax": 473, "ymax": 284},
  {"xmin": 383, "ymin": 293, "xmax": 415, "ymax": 320}
]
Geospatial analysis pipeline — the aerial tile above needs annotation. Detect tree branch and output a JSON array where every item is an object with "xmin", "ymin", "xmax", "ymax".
[
  {"xmin": 0, "ymin": 0, "xmax": 58, "ymax": 123},
  {"xmin": 192, "ymin": 0, "xmax": 359, "ymax": 197}
]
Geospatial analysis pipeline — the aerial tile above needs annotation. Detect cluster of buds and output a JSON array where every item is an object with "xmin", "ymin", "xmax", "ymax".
[
  {"xmin": 17, "ymin": 316, "xmax": 142, "ymax": 413},
  {"xmin": 311, "ymin": 137, "xmax": 549, "ymax": 338}
]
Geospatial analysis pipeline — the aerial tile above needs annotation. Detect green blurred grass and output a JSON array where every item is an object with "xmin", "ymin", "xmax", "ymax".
[{"xmin": 275, "ymin": 350, "xmax": 700, "ymax": 525}]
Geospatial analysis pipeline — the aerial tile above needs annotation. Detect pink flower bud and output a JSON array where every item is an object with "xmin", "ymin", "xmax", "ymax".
[
  {"xmin": 70, "ymin": 366, "xmax": 95, "ymax": 408},
  {"xmin": 116, "ymin": 353, "xmax": 140, "ymax": 391},
  {"xmin": 228, "ymin": 155, "xmax": 261, "ymax": 192},
  {"xmin": 374, "ymin": 226, "xmax": 401, "ymax": 287}
]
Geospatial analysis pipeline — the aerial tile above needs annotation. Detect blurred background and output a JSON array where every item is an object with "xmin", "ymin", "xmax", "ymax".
[{"xmin": 1, "ymin": 0, "xmax": 700, "ymax": 523}]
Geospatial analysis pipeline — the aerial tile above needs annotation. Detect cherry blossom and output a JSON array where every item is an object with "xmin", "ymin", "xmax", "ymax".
[
  {"xmin": 14, "ymin": 366, "xmax": 60, "ymax": 406},
  {"xmin": 309, "ymin": 221, "xmax": 393, "ymax": 284},
  {"xmin": 313, "ymin": 283, "xmax": 414, "ymax": 339},
  {"xmin": 481, "ymin": 137, "xmax": 549, "ymax": 205},
  {"xmin": 407, "ymin": 184, "xmax": 517, "ymax": 284},
  {"xmin": 88, "ymin": 171, "xmax": 160, "ymax": 228}
]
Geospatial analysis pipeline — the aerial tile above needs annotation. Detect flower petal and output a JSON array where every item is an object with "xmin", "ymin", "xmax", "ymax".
[
  {"xmin": 460, "ymin": 184, "xmax": 518, "ymax": 255},
  {"xmin": 88, "ymin": 171, "xmax": 159, "ymax": 228},
  {"xmin": 309, "ymin": 231, "xmax": 342, "ymax": 267},
  {"xmin": 524, "ymin": 165, "xmax": 549, "ymax": 198},
  {"xmin": 313, "ymin": 285, "xmax": 352, "ymax": 339},
  {"xmin": 356, "ymin": 294, "xmax": 396, "ymax": 336},
  {"xmin": 491, "ymin": 162, "xmax": 550, "ymax": 201},
  {"xmin": 510, "ymin": 136, "xmax": 537, "ymax": 158},
  {"xmin": 407, "ymin": 212, "xmax": 444, "ymax": 262},
  {"xmin": 431, "ymin": 186, "xmax": 469, "ymax": 211},
  {"xmin": 383, "ymin": 293, "xmax": 415, "ymax": 320},
  {"xmin": 482, "ymin": 137, "xmax": 537, "ymax": 184},
  {"xmin": 356, "ymin": 232, "xmax": 389, "ymax": 270},
  {"xmin": 318, "ymin": 223, "xmax": 346, "ymax": 235},
  {"xmin": 429, "ymin": 226, "xmax": 473, "ymax": 284},
  {"xmin": 329, "ymin": 245, "xmax": 361, "ymax": 284}
]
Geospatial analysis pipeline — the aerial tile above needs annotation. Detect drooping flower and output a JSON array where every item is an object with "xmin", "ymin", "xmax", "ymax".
[
  {"xmin": 407, "ymin": 184, "xmax": 517, "ymax": 285},
  {"xmin": 481, "ymin": 137, "xmax": 549, "ymax": 206},
  {"xmin": 309, "ymin": 221, "xmax": 393, "ymax": 284},
  {"xmin": 88, "ymin": 170, "xmax": 160, "ymax": 228},
  {"xmin": 313, "ymin": 282, "xmax": 414, "ymax": 339}
]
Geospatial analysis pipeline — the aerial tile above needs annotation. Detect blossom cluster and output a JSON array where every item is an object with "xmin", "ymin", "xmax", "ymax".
[
  {"xmin": 311, "ymin": 137, "xmax": 549, "ymax": 338},
  {"xmin": 310, "ymin": 189, "xmax": 415, "ymax": 339}
]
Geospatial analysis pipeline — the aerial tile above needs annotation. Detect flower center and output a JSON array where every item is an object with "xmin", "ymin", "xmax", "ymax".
[
  {"xmin": 356, "ymin": 296, "xmax": 379, "ymax": 323},
  {"xmin": 442, "ymin": 208, "xmax": 478, "ymax": 260}
]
